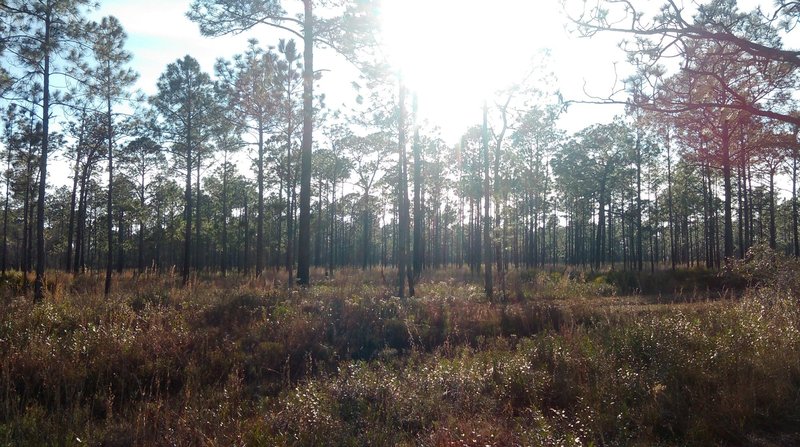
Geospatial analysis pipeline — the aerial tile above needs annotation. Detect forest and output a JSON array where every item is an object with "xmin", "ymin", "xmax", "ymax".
[{"xmin": 1, "ymin": 0, "xmax": 800, "ymax": 445}]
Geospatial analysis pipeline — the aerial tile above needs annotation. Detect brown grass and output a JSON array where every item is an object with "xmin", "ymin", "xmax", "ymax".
[{"xmin": 0, "ymin": 259, "xmax": 798, "ymax": 445}]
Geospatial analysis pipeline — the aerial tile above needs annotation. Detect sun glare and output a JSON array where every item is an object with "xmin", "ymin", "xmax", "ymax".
[{"xmin": 379, "ymin": 0, "xmax": 562, "ymax": 134}]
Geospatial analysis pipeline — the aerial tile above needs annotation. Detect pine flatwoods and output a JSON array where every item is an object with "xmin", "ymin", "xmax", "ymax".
[
  {"xmin": 3, "ymin": 0, "xmax": 800, "ymax": 444},
  {"xmin": 2, "ymin": 0, "xmax": 800, "ymax": 291}
]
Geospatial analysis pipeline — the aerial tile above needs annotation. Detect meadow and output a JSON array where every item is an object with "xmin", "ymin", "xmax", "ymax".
[{"xmin": 1, "ymin": 250, "xmax": 799, "ymax": 446}]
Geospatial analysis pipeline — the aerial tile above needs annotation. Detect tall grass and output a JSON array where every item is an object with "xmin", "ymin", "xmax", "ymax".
[{"xmin": 0, "ymin": 256, "xmax": 798, "ymax": 445}]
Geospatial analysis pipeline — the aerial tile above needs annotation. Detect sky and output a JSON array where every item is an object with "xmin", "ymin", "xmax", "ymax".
[
  {"xmin": 90, "ymin": 0, "xmax": 629, "ymax": 143},
  {"xmin": 18, "ymin": 0, "xmax": 797, "ymax": 198}
]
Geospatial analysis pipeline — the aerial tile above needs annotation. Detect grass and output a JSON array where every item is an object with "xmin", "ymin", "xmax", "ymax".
[{"xmin": 0, "ymin": 257, "xmax": 799, "ymax": 445}]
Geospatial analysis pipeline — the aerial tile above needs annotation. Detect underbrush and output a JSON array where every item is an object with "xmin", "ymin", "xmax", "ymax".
[
  {"xmin": 265, "ymin": 292, "xmax": 800, "ymax": 446},
  {"xmin": 0, "ymin": 259, "xmax": 798, "ymax": 445}
]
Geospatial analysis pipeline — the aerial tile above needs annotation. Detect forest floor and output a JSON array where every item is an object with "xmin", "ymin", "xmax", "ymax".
[{"xmin": 1, "ymin": 257, "xmax": 800, "ymax": 446}]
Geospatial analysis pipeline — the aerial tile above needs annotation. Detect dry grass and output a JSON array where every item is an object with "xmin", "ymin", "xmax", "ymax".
[{"xmin": 0, "ymin": 258, "xmax": 798, "ymax": 445}]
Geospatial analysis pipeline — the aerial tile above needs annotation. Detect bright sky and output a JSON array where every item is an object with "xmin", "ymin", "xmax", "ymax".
[
  {"xmin": 379, "ymin": 0, "xmax": 627, "ymax": 135},
  {"xmin": 91, "ymin": 0, "xmax": 628, "ymax": 143}
]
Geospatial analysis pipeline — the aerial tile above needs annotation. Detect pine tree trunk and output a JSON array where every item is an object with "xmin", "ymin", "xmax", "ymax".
[
  {"xmin": 66, "ymin": 115, "xmax": 84, "ymax": 273},
  {"xmin": 138, "ymin": 171, "xmax": 146, "ymax": 274},
  {"xmin": 182, "ymin": 116, "xmax": 193, "ymax": 286},
  {"xmin": 1, "ymin": 151, "xmax": 9, "ymax": 276},
  {"xmin": 221, "ymin": 159, "xmax": 229, "ymax": 277},
  {"xmin": 314, "ymin": 177, "xmax": 322, "ymax": 267},
  {"xmin": 117, "ymin": 208, "xmax": 124, "ymax": 273},
  {"xmin": 636, "ymin": 132, "xmax": 643, "ymax": 271},
  {"xmin": 195, "ymin": 156, "xmax": 202, "ymax": 272},
  {"xmin": 328, "ymin": 177, "xmax": 336, "ymax": 276},
  {"xmin": 793, "ymin": 147, "xmax": 799, "ymax": 257},
  {"xmin": 243, "ymin": 195, "xmax": 249, "ymax": 274},
  {"xmin": 297, "ymin": 0, "xmax": 313, "ymax": 286},
  {"xmin": 722, "ymin": 120, "xmax": 734, "ymax": 260},
  {"xmin": 362, "ymin": 193, "xmax": 370, "ymax": 270},
  {"xmin": 74, "ymin": 161, "xmax": 92, "ymax": 274},
  {"xmin": 769, "ymin": 168, "xmax": 777, "ymax": 250},
  {"xmin": 257, "ymin": 118, "xmax": 265, "ymax": 276},
  {"xmin": 482, "ymin": 102, "xmax": 492, "ymax": 298},
  {"xmin": 105, "ymin": 95, "xmax": 114, "ymax": 296},
  {"xmin": 665, "ymin": 130, "xmax": 676, "ymax": 269},
  {"xmin": 397, "ymin": 82, "xmax": 412, "ymax": 297},
  {"xmin": 412, "ymin": 101, "xmax": 423, "ymax": 280},
  {"xmin": 34, "ymin": 9, "xmax": 51, "ymax": 302}
]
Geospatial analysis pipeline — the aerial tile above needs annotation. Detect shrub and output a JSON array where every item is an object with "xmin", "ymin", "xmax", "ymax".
[{"xmin": 1, "ymin": 268, "xmax": 798, "ymax": 444}]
